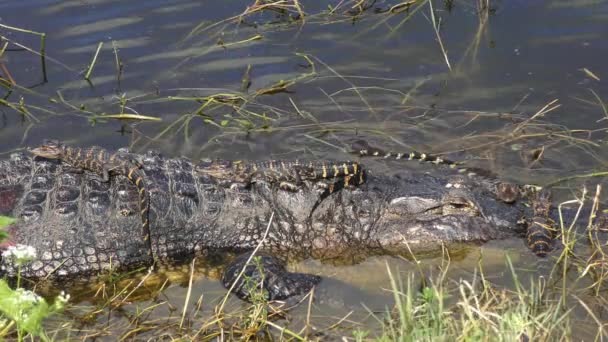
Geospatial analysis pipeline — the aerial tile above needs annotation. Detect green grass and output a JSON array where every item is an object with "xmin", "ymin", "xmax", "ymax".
[{"xmin": 364, "ymin": 257, "xmax": 571, "ymax": 342}]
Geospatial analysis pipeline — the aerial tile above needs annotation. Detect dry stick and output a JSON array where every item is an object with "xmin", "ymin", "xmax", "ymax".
[
  {"xmin": 0, "ymin": 61, "xmax": 16, "ymax": 86},
  {"xmin": 581, "ymin": 67, "xmax": 601, "ymax": 82},
  {"xmin": 85, "ymin": 42, "xmax": 104, "ymax": 80},
  {"xmin": 91, "ymin": 113, "xmax": 162, "ymax": 121},
  {"xmin": 0, "ymin": 40, "xmax": 8, "ymax": 57},
  {"xmin": 216, "ymin": 212, "xmax": 275, "ymax": 314},
  {"xmin": 510, "ymin": 98, "xmax": 561, "ymax": 135},
  {"xmin": 220, "ymin": 34, "xmax": 263, "ymax": 48},
  {"xmin": 180, "ymin": 257, "xmax": 197, "ymax": 329},
  {"xmin": 325, "ymin": 310, "xmax": 355, "ymax": 331},
  {"xmin": 428, "ymin": 0, "xmax": 452, "ymax": 71}
]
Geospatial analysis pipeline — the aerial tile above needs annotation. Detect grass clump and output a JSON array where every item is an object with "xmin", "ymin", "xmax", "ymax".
[{"xmin": 367, "ymin": 256, "xmax": 570, "ymax": 342}]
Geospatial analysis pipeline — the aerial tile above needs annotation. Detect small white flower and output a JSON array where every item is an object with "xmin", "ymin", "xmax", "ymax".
[
  {"xmin": 15, "ymin": 288, "xmax": 42, "ymax": 305},
  {"xmin": 57, "ymin": 291, "xmax": 70, "ymax": 304},
  {"xmin": 2, "ymin": 244, "xmax": 37, "ymax": 265}
]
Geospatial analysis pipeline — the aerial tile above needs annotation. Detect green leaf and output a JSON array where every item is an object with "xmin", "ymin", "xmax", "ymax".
[{"xmin": 0, "ymin": 216, "xmax": 16, "ymax": 228}]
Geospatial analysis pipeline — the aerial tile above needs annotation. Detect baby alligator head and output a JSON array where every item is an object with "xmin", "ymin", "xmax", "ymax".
[{"xmin": 30, "ymin": 140, "xmax": 64, "ymax": 160}]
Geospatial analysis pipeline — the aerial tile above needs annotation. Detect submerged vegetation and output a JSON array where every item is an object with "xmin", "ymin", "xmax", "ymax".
[{"xmin": 1, "ymin": 0, "xmax": 608, "ymax": 340}]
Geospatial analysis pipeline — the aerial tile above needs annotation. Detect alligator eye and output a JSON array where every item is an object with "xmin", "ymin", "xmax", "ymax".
[{"xmin": 449, "ymin": 202, "xmax": 470, "ymax": 209}]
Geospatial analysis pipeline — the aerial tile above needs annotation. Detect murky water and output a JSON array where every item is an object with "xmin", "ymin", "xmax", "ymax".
[{"xmin": 2, "ymin": 0, "xmax": 608, "ymax": 339}]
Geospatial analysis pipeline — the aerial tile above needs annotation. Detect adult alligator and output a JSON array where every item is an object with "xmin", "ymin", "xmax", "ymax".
[{"xmin": 0, "ymin": 147, "xmax": 557, "ymax": 301}]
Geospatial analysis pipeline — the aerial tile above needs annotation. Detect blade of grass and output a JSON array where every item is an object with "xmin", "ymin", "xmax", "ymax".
[{"xmin": 84, "ymin": 42, "xmax": 104, "ymax": 80}]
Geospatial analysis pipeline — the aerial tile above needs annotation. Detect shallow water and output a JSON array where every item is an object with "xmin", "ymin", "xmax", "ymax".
[{"xmin": 2, "ymin": 0, "xmax": 608, "ymax": 339}]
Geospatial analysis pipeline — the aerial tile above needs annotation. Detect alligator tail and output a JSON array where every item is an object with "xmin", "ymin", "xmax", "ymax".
[
  {"xmin": 352, "ymin": 139, "xmax": 461, "ymax": 169},
  {"xmin": 126, "ymin": 165, "xmax": 153, "ymax": 257},
  {"xmin": 306, "ymin": 161, "xmax": 366, "ymax": 186}
]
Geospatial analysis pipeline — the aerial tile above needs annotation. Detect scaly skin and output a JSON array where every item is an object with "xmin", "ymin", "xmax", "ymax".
[
  {"xmin": 0, "ymin": 149, "xmax": 539, "ymax": 300},
  {"xmin": 29, "ymin": 141, "xmax": 152, "ymax": 255}
]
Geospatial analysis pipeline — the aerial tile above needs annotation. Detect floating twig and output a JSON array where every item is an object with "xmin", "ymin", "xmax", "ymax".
[{"xmin": 84, "ymin": 42, "xmax": 104, "ymax": 80}]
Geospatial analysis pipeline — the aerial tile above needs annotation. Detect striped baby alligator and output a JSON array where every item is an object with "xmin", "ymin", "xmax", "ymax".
[
  {"xmin": 30, "ymin": 140, "xmax": 153, "ymax": 256},
  {"xmin": 197, "ymin": 159, "xmax": 365, "ymax": 194},
  {"xmin": 526, "ymin": 190, "xmax": 555, "ymax": 257},
  {"xmin": 351, "ymin": 139, "xmax": 525, "ymax": 204},
  {"xmin": 196, "ymin": 159, "xmax": 366, "ymax": 217}
]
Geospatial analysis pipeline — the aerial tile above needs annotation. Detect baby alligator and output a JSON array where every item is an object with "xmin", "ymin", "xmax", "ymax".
[
  {"xmin": 197, "ymin": 159, "xmax": 366, "ymax": 217},
  {"xmin": 30, "ymin": 141, "xmax": 152, "ymax": 255},
  {"xmin": 197, "ymin": 159, "xmax": 366, "ymax": 192},
  {"xmin": 351, "ymin": 139, "xmax": 524, "ymax": 204},
  {"xmin": 526, "ymin": 190, "xmax": 555, "ymax": 257}
]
